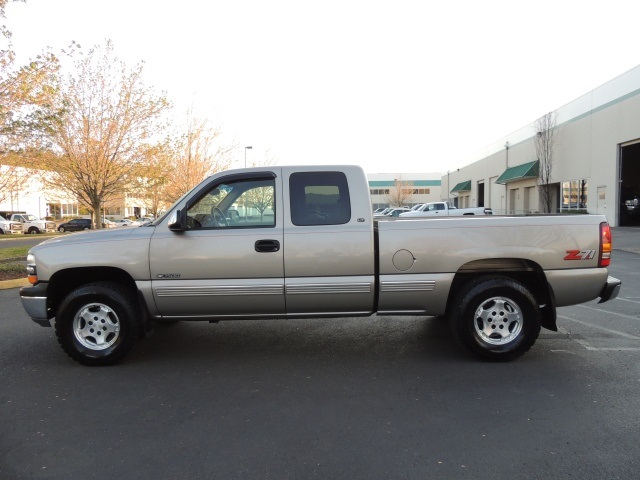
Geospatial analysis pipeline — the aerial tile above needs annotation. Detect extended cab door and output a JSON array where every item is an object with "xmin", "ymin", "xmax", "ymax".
[
  {"xmin": 149, "ymin": 171, "xmax": 285, "ymax": 318},
  {"xmin": 423, "ymin": 203, "xmax": 446, "ymax": 215},
  {"xmin": 282, "ymin": 167, "xmax": 376, "ymax": 315}
]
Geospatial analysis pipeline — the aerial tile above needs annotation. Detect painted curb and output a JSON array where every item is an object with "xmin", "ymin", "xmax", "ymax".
[{"xmin": 0, "ymin": 278, "xmax": 29, "ymax": 290}]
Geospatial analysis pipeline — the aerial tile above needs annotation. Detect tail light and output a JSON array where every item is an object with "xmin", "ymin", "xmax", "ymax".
[{"xmin": 598, "ymin": 222, "xmax": 612, "ymax": 267}]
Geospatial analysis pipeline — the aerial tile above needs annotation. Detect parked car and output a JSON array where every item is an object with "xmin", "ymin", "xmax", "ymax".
[
  {"xmin": 373, "ymin": 208, "xmax": 393, "ymax": 217},
  {"xmin": 112, "ymin": 219, "xmax": 141, "ymax": 227},
  {"xmin": 383, "ymin": 207, "xmax": 412, "ymax": 217},
  {"xmin": 624, "ymin": 196, "xmax": 639, "ymax": 217},
  {"xmin": 57, "ymin": 218, "xmax": 92, "ymax": 232},
  {"xmin": 0, "ymin": 214, "xmax": 23, "ymax": 234},
  {"xmin": 400, "ymin": 202, "xmax": 492, "ymax": 217}
]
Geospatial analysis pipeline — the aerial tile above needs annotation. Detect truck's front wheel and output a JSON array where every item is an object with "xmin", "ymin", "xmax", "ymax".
[
  {"xmin": 55, "ymin": 282, "xmax": 140, "ymax": 366},
  {"xmin": 450, "ymin": 276, "xmax": 541, "ymax": 361}
]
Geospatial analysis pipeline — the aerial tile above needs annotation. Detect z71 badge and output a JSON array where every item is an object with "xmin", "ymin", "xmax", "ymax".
[{"xmin": 564, "ymin": 249, "xmax": 596, "ymax": 260}]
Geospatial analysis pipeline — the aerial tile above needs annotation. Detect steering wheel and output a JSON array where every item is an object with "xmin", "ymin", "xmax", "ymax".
[
  {"xmin": 211, "ymin": 206, "xmax": 228, "ymax": 227},
  {"xmin": 186, "ymin": 216, "xmax": 202, "ymax": 229}
]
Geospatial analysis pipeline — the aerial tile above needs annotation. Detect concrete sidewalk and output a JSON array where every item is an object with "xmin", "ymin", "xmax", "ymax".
[{"xmin": 612, "ymin": 227, "xmax": 640, "ymax": 254}]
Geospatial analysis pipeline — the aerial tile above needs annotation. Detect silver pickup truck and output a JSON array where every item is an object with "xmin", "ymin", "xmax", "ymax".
[{"xmin": 19, "ymin": 165, "xmax": 621, "ymax": 365}]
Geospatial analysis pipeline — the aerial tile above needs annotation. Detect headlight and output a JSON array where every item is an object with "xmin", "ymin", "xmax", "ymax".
[{"xmin": 26, "ymin": 253, "xmax": 38, "ymax": 284}]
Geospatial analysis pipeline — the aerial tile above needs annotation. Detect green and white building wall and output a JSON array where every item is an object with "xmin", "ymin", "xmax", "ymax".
[
  {"xmin": 441, "ymin": 64, "xmax": 640, "ymax": 226},
  {"xmin": 367, "ymin": 173, "xmax": 442, "ymax": 210}
]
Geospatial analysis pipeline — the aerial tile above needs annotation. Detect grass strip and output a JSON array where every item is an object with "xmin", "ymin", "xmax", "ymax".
[{"xmin": 0, "ymin": 246, "xmax": 29, "ymax": 260}]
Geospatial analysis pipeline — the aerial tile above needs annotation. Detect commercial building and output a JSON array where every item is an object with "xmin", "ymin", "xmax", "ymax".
[
  {"xmin": 0, "ymin": 167, "xmax": 150, "ymax": 221},
  {"xmin": 367, "ymin": 173, "xmax": 442, "ymax": 210},
  {"xmin": 442, "ymin": 65, "xmax": 640, "ymax": 226}
]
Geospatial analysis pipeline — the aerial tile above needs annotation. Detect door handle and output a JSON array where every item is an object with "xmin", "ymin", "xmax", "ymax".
[{"xmin": 255, "ymin": 239, "xmax": 280, "ymax": 252}]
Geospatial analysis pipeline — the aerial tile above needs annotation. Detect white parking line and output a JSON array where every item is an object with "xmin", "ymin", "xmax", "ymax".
[
  {"xmin": 556, "ymin": 316, "xmax": 640, "ymax": 351},
  {"xmin": 557, "ymin": 315, "xmax": 640, "ymax": 339},
  {"xmin": 616, "ymin": 297, "xmax": 640, "ymax": 305},
  {"xmin": 576, "ymin": 304, "xmax": 640, "ymax": 321}
]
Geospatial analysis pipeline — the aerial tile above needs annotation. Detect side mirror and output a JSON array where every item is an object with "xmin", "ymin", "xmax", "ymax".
[{"xmin": 168, "ymin": 209, "xmax": 186, "ymax": 232}]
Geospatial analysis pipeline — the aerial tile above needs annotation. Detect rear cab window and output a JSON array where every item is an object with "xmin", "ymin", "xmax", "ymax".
[{"xmin": 289, "ymin": 172, "xmax": 351, "ymax": 226}]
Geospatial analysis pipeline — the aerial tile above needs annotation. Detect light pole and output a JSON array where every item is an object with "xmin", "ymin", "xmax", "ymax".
[{"xmin": 244, "ymin": 146, "xmax": 252, "ymax": 168}]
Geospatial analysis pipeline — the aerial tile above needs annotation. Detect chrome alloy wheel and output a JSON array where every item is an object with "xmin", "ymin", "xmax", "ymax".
[
  {"xmin": 73, "ymin": 303, "xmax": 121, "ymax": 350},
  {"xmin": 474, "ymin": 296, "xmax": 523, "ymax": 345}
]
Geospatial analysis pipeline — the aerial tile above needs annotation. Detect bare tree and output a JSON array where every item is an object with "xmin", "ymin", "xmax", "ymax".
[
  {"xmin": 128, "ymin": 142, "xmax": 173, "ymax": 217},
  {"xmin": 247, "ymin": 148, "xmax": 277, "ymax": 167},
  {"xmin": 385, "ymin": 176, "xmax": 415, "ymax": 207},
  {"xmin": 535, "ymin": 111, "xmax": 558, "ymax": 213},
  {"xmin": 0, "ymin": 156, "xmax": 25, "ymax": 205},
  {"xmin": 244, "ymin": 185, "xmax": 274, "ymax": 222},
  {"xmin": 40, "ymin": 41, "xmax": 170, "ymax": 228},
  {"xmin": 160, "ymin": 109, "xmax": 235, "ymax": 203}
]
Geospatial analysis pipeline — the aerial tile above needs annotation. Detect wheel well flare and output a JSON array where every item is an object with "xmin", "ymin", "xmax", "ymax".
[{"xmin": 47, "ymin": 267, "xmax": 137, "ymax": 318}]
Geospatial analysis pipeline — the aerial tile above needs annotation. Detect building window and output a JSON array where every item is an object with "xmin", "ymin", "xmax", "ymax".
[
  {"xmin": 371, "ymin": 187, "xmax": 430, "ymax": 195},
  {"xmin": 61, "ymin": 204, "xmax": 78, "ymax": 216},
  {"xmin": 370, "ymin": 188, "xmax": 391, "ymax": 196},
  {"xmin": 104, "ymin": 206, "xmax": 122, "ymax": 216},
  {"xmin": 561, "ymin": 180, "xmax": 588, "ymax": 210}
]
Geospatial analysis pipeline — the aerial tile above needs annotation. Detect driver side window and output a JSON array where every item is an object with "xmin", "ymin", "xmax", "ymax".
[{"xmin": 186, "ymin": 177, "xmax": 276, "ymax": 229}]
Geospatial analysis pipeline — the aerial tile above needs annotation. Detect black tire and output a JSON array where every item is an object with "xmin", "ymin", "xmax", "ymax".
[
  {"xmin": 28, "ymin": 227, "xmax": 40, "ymax": 234},
  {"xmin": 450, "ymin": 276, "xmax": 541, "ymax": 361},
  {"xmin": 58, "ymin": 226, "xmax": 65, "ymax": 233},
  {"xmin": 55, "ymin": 282, "xmax": 140, "ymax": 366}
]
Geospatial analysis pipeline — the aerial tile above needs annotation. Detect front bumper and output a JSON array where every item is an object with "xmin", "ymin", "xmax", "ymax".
[
  {"xmin": 19, "ymin": 282, "xmax": 50, "ymax": 327},
  {"xmin": 598, "ymin": 276, "xmax": 621, "ymax": 304}
]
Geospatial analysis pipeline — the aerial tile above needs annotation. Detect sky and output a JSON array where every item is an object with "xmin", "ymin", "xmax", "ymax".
[{"xmin": 5, "ymin": 0, "xmax": 640, "ymax": 174}]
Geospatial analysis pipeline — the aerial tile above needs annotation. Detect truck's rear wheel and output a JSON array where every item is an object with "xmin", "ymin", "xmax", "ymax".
[
  {"xmin": 450, "ymin": 276, "xmax": 541, "ymax": 361},
  {"xmin": 55, "ymin": 282, "xmax": 140, "ymax": 366}
]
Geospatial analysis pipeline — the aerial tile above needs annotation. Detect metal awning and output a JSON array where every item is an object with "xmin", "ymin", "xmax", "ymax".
[
  {"xmin": 496, "ymin": 160, "xmax": 539, "ymax": 184},
  {"xmin": 450, "ymin": 180, "xmax": 471, "ymax": 193}
]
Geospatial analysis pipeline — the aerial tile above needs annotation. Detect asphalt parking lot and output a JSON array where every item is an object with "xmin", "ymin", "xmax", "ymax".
[{"xmin": 0, "ymin": 229, "xmax": 639, "ymax": 479}]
